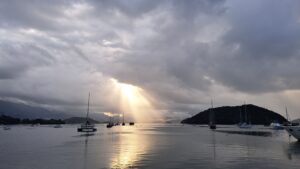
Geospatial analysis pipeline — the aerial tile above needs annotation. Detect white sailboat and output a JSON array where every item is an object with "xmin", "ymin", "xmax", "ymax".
[
  {"xmin": 238, "ymin": 103, "xmax": 252, "ymax": 129},
  {"xmin": 77, "ymin": 93, "xmax": 97, "ymax": 132},
  {"xmin": 209, "ymin": 100, "xmax": 216, "ymax": 130},
  {"xmin": 270, "ymin": 122, "xmax": 284, "ymax": 130},
  {"xmin": 285, "ymin": 124, "xmax": 300, "ymax": 141},
  {"xmin": 284, "ymin": 107, "xmax": 300, "ymax": 140}
]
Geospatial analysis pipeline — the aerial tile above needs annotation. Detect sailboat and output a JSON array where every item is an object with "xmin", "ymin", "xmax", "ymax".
[
  {"xmin": 106, "ymin": 116, "xmax": 114, "ymax": 128},
  {"xmin": 122, "ymin": 112, "xmax": 125, "ymax": 126},
  {"xmin": 284, "ymin": 107, "xmax": 300, "ymax": 141},
  {"xmin": 77, "ymin": 93, "xmax": 97, "ymax": 132},
  {"xmin": 238, "ymin": 103, "xmax": 252, "ymax": 129},
  {"xmin": 269, "ymin": 107, "xmax": 284, "ymax": 130},
  {"xmin": 270, "ymin": 121, "xmax": 284, "ymax": 130},
  {"xmin": 209, "ymin": 100, "xmax": 216, "ymax": 130},
  {"xmin": 3, "ymin": 125, "xmax": 11, "ymax": 130},
  {"xmin": 54, "ymin": 124, "xmax": 62, "ymax": 128}
]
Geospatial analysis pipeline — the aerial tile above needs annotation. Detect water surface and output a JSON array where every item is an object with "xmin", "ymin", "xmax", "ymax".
[{"xmin": 1, "ymin": 124, "xmax": 300, "ymax": 169}]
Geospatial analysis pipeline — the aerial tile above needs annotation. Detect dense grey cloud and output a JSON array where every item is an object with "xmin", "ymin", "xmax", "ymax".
[
  {"xmin": 214, "ymin": 0, "xmax": 300, "ymax": 93},
  {"xmin": 1, "ymin": 0, "xmax": 300, "ymax": 120}
]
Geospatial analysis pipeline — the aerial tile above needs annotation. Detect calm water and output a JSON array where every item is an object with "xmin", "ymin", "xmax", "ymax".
[{"xmin": 1, "ymin": 124, "xmax": 300, "ymax": 169}]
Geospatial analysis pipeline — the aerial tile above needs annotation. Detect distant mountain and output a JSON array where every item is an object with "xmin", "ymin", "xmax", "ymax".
[
  {"xmin": 0, "ymin": 115, "xmax": 99, "ymax": 125},
  {"xmin": 64, "ymin": 117, "xmax": 99, "ymax": 124},
  {"xmin": 181, "ymin": 104, "xmax": 287, "ymax": 125},
  {"xmin": 0, "ymin": 100, "xmax": 109, "ymax": 123},
  {"xmin": 0, "ymin": 115, "xmax": 65, "ymax": 125},
  {"xmin": 0, "ymin": 100, "xmax": 69, "ymax": 119}
]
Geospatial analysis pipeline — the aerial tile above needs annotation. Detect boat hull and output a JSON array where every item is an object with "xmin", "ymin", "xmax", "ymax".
[
  {"xmin": 284, "ymin": 126, "xmax": 300, "ymax": 141},
  {"xmin": 77, "ymin": 128, "xmax": 97, "ymax": 132},
  {"xmin": 239, "ymin": 125, "xmax": 252, "ymax": 129},
  {"xmin": 54, "ymin": 125, "xmax": 62, "ymax": 128},
  {"xmin": 272, "ymin": 126, "xmax": 284, "ymax": 130},
  {"xmin": 270, "ymin": 123, "xmax": 284, "ymax": 130},
  {"xmin": 238, "ymin": 122, "xmax": 252, "ymax": 129},
  {"xmin": 3, "ymin": 126, "xmax": 11, "ymax": 130}
]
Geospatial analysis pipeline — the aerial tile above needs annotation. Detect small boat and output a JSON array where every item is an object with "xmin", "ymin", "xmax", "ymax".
[
  {"xmin": 238, "ymin": 122, "xmax": 252, "ymax": 129},
  {"xmin": 78, "ymin": 121, "xmax": 97, "ymax": 132},
  {"xmin": 31, "ymin": 123, "xmax": 40, "ymax": 127},
  {"xmin": 54, "ymin": 124, "xmax": 63, "ymax": 128},
  {"xmin": 106, "ymin": 116, "xmax": 114, "ymax": 128},
  {"xmin": 209, "ymin": 124, "xmax": 216, "ymax": 130},
  {"xmin": 284, "ymin": 123, "xmax": 300, "ymax": 141},
  {"xmin": 283, "ymin": 107, "xmax": 300, "ymax": 140},
  {"xmin": 122, "ymin": 112, "xmax": 125, "ymax": 126},
  {"xmin": 3, "ymin": 126, "xmax": 11, "ymax": 130},
  {"xmin": 106, "ymin": 122, "xmax": 114, "ymax": 128},
  {"xmin": 77, "ymin": 93, "xmax": 97, "ymax": 133},
  {"xmin": 129, "ymin": 122, "xmax": 135, "ymax": 126},
  {"xmin": 270, "ymin": 122, "xmax": 284, "ymax": 130}
]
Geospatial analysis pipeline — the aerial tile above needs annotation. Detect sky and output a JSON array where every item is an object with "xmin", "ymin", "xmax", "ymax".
[{"xmin": 1, "ymin": 0, "xmax": 300, "ymax": 121}]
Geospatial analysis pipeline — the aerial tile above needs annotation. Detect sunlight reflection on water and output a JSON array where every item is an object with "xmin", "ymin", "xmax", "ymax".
[
  {"xmin": 1, "ymin": 124, "xmax": 300, "ymax": 169},
  {"xmin": 109, "ymin": 126, "xmax": 150, "ymax": 169}
]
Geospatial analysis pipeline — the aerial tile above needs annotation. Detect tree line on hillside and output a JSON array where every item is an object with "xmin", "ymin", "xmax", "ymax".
[{"xmin": 0, "ymin": 115, "xmax": 65, "ymax": 125}]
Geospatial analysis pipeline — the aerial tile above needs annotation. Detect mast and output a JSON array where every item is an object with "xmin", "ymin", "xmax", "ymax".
[
  {"xmin": 239, "ymin": 107, "xmax": 242, "ymax": 124},
  {"xmin": 211, "ymin": 99, "xmax": 214, "ymax": 124},
  {"xmin": 210, "ymin": 99, "xmax": 215, "ymax": 127},
  {"xmin": 86, "ymin": 92, "xmax": 90, "ymax": 122},
  {"xmin": 244, "ymin": 102, "xmax": 247, "ymax": 124},
  {"xmin": 122, "ymin": 111, "xmax": 125, "ymax": 125},
  {"xmin": 248, "ymin": 106, "xmax": 251, "ymax": 125},
  {"xmin": 285, "ymin": 106, "xmax": 289, "ymax": 122}
]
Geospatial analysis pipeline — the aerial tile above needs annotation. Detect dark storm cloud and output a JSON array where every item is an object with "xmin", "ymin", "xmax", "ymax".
[
  {"xmin": 0, "ymin": 41, "xmax": 56, "ymax": 79},
  {"xmin": 212, "ymin": 0, "xmax": 300, "ymax": 93},
  {"xmin": 89, "ymin": 0, "xmax": 162, "ymax": 17},
  {"xmin": 0, "ymin": 0, "xmax": 72, "ymax": 30},
  {"xmin": 1, "ymin": 0, "xmax": 300, "ymax": 117}
]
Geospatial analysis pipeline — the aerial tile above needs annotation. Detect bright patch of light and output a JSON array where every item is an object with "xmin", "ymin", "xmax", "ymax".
[
  {"xmin": 102, "ymin": 39, "xmax": 113, "ymax": 46},
  {"xmin": 110, "ymin": 127, "xmax": 150, "ymax": 168},
  {"xmin": 110, "ymin": 78, "xmax": 161, "ymax": 122},
  {"xmin": 104, "ymin": 112, "xmax": 114, "ymax": 117},
  {"xmin": 63, "ymin": 3, "xmax": 93, "ymax": 17}
]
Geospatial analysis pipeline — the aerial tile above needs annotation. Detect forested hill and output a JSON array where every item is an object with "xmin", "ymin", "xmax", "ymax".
[{"xmin": 181, "ymin": 104, "xmax": 287, "ymax": 125}]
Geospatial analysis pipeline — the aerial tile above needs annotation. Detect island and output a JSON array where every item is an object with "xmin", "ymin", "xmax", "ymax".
[{"xmin": 181, "ymin": 104, "xmax": 287, "ymax": 125}]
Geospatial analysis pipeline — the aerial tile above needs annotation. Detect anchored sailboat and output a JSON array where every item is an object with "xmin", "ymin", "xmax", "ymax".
[
  {"xmin": 122, "ymin": 112, "xmax": 125, "ymax": 126},
  {"xmin": 209, "ymin": 100, "xmax": 216, "ymax": 130},
  {"xmin": 3, "ymin": 125, "xmax": 11, "ymax": 130},
  {"xmin": 77, "ymin": 93, "xmax": 97, "ymax": 132},
  {"xmin": 238, "ymin": 103, "xmax": 252, "ymax": 129},
  {"xmin": 284, "ymin": 107, "xmax": 300, "ymax": 141},
  {"xmin": 106, "ymin": 116, "xmax": 114, "ymax": 128}
]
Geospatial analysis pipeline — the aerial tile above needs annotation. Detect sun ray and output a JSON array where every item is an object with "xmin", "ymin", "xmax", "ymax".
[{"xmin": 110, "ymin": 78, "xmax": 161, "ymax": 122}]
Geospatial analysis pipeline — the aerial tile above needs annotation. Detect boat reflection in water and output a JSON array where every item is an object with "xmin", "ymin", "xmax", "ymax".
[{"xmin": 109, "ymin": 126, "xmax": 150, "ymax": 169}]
